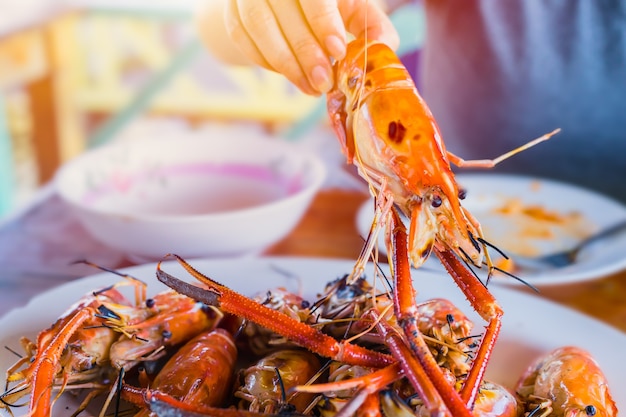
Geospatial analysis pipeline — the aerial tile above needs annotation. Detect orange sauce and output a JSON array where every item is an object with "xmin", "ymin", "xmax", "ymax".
[{"xmin": 477, "ymin": 197, "xmax": 594, "ymax": 270}]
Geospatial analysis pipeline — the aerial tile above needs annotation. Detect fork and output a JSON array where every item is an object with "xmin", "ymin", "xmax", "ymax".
[{"xmin": 509, "ymin": 218, "xmax": 626, "ymax": 271}]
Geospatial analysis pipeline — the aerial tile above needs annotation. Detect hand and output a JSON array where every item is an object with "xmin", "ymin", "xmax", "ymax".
[{"xmin": 200, "ymin": 0, "xmax": 399, "ymax": 96}]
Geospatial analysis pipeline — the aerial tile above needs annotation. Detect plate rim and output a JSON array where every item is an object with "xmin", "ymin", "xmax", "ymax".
[{"xmin": 355, "ymin": 173, "xmax": 626, "ymax": 286}]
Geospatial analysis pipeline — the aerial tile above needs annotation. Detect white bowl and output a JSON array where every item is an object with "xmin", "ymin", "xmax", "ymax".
[{"xmin": 55, "ymin": 132, "xmax": 326, "ymax": 261}]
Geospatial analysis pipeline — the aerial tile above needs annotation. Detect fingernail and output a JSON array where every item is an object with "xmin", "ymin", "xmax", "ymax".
[
  {"xmin": 311, "ymin": 65, "xmax": 333, "ymax": 94},
  {"xmin": 325, "ymin": 35, "xmax": 346, "ymax": 60}
]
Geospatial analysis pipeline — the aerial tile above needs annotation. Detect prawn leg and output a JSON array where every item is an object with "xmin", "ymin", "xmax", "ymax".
[
  {"xmin": 156, "ymin": 255, "xmax": 393, "ymax": 369},
  {"xmin": 296, "ymin": 361, "xmax": 450, "ymax": 417},
  {"xmin": 388, "ymin": 208, "xmax": 482, "ymax": 414},
  {"xmin": 351, "ymin": 179, "xmax": 394, "ymax": 281},
  {"xmin": 28, "ymin": 308, "xmax": 95, "ymax": 417},
  {"xmin": 446, "ymin": 129, "xmax": 560, "ymax": 168},
  {"xmin": 434, "ymin": 247, "xmax": 503, "ymax": 407}
]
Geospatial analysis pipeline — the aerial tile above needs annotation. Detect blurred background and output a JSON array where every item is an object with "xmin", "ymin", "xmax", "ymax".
[
  {"xmin": 0, "ymin": 0, "xmax": 425, "ymax": 220},
  {"xmin": 1, "ymin": 0, "xmax": 370, "ymax": 218}
]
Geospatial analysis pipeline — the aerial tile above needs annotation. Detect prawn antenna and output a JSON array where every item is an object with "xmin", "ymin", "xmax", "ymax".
[
  {"xmin": 457, "ymin": 248, "xmax": 488, "ymax": 289},
  {"xmin": 527, "ymin": 404, "xmax": 544, "ymax": 417},
  {"xmin": 275, "ymin": 367, "xmax": 288, "ymax": 406},
  {"xmin": 456, "ymin": 334, "xmax": 482, "ymax": 344},
  {"xmin": 3, "ymin": 346, "xmax": 22, "ymax": 359},
  {"xmin": 476, "ymin": 237, "xmax": 509, "ymax": 260},
  {"xmin": 373, "ymin": 259, "xmax": 394, "ymax": 290},
  {"xmin": 492, "ymin": 266, "xmax": 539, "ymax": 293},
  {"xmin": 114, "ymin": 367, "xmax": 125, "ymax": 417}
]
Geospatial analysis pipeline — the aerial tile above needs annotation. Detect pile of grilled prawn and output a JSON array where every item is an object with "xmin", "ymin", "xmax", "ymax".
[{"xmin": 0, "ymin": 258, "xmax": 617, "ymax": 417}]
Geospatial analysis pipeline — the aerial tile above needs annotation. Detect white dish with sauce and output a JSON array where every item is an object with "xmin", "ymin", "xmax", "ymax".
[
  {"xmin": 55, "ymin": 132, "xmax": 325, "ymax": 261},
  {"xmin": 356, "ymin": 173, "xmax": 626, "ymax": 286}
]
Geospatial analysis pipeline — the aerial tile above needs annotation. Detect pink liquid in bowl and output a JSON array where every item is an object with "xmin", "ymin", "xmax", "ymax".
[{"xmin": 81, "ymin": 162, "xmax": 304, "ymax": 217}]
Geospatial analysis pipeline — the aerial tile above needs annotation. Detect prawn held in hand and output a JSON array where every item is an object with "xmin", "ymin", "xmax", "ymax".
[{"xmin": 327, "ymin": 37, "xmax": 558, "ymax": 271}]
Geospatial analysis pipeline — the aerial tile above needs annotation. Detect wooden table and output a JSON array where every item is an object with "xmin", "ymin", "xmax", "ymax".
[
  {"xmin": 2, "ymin": 186, "xmax": 624, "ymax": 332},
  {"xmin": 267, "ymin": 189, "xmax": 626, "ymax": 333}
]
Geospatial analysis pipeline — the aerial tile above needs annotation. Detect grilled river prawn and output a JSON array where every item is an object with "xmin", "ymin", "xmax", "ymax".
[
  {"xmin": 323, "ymin": 36, "xmax": 565, "ymax": 416},
  {"xmin": 120, "ymin": 328, "xmax": 238, "ymax": 417},
  {"xmin": 0, "ymin": 274, "xmax": 218, "ymax": 417},
  {"xmin": 515, "ymin": 347, "xmax": 617, "ymax": 417}
]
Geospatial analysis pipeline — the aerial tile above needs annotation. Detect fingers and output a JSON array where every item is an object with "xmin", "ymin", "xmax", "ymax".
[
  {"xmin": 224, "ymin": 1, "xmax": 275, "ymax": 73},
  {"xmin": 298, "ymin": 0, "xmax": 348, "ymax": 61},
  {"xmin": 268, "ymin": 0, "xmax": 336, "ymax": 94},
  {"xmin": 223, "ymin": 0, "xmax": 399, "ymax": 96},
  {"xmin": 225, "ymin": 0, "xmax": 336, "ymax": 95}
]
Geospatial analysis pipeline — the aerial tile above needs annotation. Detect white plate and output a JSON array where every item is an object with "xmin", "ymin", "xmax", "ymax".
[
  {"xmin": 0, "ymin": 256, "xmax": 623, "ymax": 415},
  {"xmin": 356, "ymin": 173, "xmax": 626, "ymax": 286}
]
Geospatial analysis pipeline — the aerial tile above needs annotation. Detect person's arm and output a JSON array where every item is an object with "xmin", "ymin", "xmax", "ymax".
[{"xmin": 196, "ymin": 0, "xmax": 399, "ymax": 96}]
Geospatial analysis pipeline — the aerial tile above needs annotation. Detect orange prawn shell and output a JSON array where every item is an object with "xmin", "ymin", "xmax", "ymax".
[
  {"xmin": 150, "ymin": 328, "xmax": 237, "ymax": 406},
  {"xmin": 516, "ymin": 346, "xmax": 617, "ymax": 416},
  {"xmin": 330, "ymin": 39, "xmax": 457, "ymax": 194},
  {"xmin": 328, "ymin": 38, "xmax": 480, "ymax": 265}
]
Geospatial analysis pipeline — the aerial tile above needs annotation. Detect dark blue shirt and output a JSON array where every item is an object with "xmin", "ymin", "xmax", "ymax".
[{"xmin": 418, "ymin": 0, "xmax": 626, "ymax": 203}]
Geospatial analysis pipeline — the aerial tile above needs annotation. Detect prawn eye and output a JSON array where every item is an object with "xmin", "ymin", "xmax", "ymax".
[
  {"xmin": 431, "ymin": 195, "xmax": 442, "ymax": 208},
  {"xmin": 348, "ymin": 76, "xmax": 359, "ymax": 89},
  {"xmin": 585, "ymin": 405, "xmax": 596, "ymax": 416},
  {"xmin": 458, "ymin": 188, "xmax": 467, "ymax": 200}
]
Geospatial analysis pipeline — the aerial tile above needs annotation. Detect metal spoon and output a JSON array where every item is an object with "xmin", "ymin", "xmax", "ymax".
[{"xmin": 510, "ymin": 218, "xmax": 626, "ymax": 271}]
